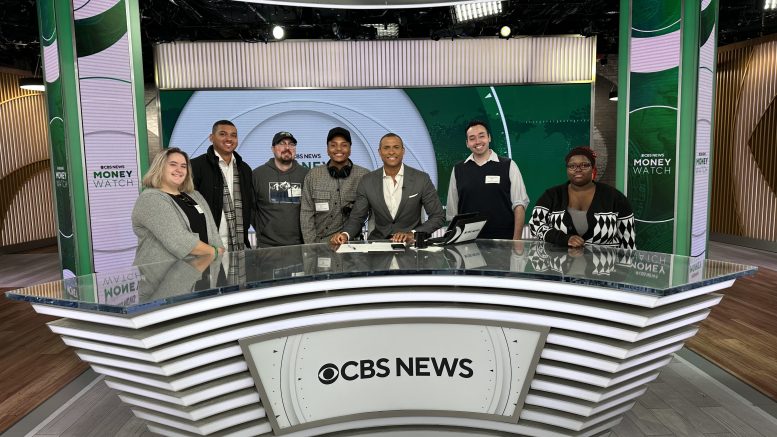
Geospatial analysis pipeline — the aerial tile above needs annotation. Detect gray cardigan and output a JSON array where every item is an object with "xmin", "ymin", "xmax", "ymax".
[{"xmin": 132, "ymin": 188, "xmax": 224, "ymax": 265}]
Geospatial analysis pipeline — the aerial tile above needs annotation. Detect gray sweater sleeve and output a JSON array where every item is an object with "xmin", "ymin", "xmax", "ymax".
[{"xmin": 132, "ymin": 190, "xmax": 201, "ymax": 259}]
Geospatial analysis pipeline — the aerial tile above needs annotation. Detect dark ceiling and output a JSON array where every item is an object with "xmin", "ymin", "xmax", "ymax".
[{"xmin": 1, "ymin": 0, "xmax": 776, "ymax": 80}]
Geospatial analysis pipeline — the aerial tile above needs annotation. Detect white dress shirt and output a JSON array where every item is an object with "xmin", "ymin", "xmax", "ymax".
[{"xmin": 383, "ymin": 164, "xmax": 405, "ymax": 219}]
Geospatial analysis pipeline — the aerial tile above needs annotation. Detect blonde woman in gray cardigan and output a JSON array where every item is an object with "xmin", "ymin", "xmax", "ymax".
[{"xmin": 132, "ymin": 148, "xmax": 225, "ymax": 264}]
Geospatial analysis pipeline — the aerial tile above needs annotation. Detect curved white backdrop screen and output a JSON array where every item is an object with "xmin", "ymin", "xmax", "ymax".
[{"xmin": 168, "ymin": 89, "xmax": 438, "ymax": 184}]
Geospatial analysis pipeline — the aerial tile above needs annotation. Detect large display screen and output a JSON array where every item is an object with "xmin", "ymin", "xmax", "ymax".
[{"xmin": 160, "ymin": 85, "xmax": 591, "ymax": 216}]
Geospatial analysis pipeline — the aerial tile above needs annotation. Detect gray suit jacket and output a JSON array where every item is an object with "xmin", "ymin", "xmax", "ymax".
[{"xmin": 343, "ymin": 165, "xmax": 445, "ymax": 240}]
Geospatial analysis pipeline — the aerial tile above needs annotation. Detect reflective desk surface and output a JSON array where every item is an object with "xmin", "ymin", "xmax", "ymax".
[{"xmin": 5, "ymin": 240, "xmax": 756, "ymax": 314}]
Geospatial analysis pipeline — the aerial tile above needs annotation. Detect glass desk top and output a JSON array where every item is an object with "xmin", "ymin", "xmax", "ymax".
[{"xmin": 4, "ymin": 240, "xmax": 756, "ymax": 314}]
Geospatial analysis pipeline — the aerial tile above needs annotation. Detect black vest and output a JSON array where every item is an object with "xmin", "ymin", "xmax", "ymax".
[{"xmin": 454, "ymin": 156, "xmax": 514, "ymax": 239}]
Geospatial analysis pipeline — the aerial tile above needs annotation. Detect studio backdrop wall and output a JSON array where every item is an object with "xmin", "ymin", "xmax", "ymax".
[
  {"xmin": 155, "ymin": 38, "xmax": 598, "ymax": 221},
  {"xmin": 0, "ymin": 70, "xmax": 56, "ymax": 252},
  {"xmin": 711, "ymin": 34, "xmax": 777, "ymax": 250}
]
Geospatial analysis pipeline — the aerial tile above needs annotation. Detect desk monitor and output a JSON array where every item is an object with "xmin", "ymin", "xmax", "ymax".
[{"xmin": 429, "ymin": 213, "xmax": 487, "ymax": 246}]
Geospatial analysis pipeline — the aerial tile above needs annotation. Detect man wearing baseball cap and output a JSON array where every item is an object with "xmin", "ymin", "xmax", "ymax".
[
  {"xmin": 300, "ymin": 127, "xmax": 369, "ymax": 243},
  {"xmin": 252, "ymin": 131, "xmax": 309, "ymax": 247}
]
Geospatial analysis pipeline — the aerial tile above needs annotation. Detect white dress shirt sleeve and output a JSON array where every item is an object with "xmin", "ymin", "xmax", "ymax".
[{"xmin": 509, "ymin": 160, "xmax": 530, "ymax": 210}]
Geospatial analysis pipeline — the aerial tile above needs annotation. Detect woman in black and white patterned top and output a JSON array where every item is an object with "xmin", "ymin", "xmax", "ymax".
[{"xmin": 529, "ymin": 147, "xmax": 636, "ymax": 249}]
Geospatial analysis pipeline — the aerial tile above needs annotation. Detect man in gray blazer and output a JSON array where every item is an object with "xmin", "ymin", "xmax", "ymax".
[{"xmin": 331, "ymin": 133, "xmax": 445, "ymax": 244}]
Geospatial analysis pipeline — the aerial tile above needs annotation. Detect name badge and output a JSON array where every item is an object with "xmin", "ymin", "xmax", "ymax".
[
  {"xmin": 315, "ymin": 202, "xmax": 330, "ymax": 212},
  {"xmin": 194, "ymin": 204, "xmax": 204, "ymax": 214},
  {"xmin": 289, "ymin": 187, "xmax": 302, "ymax": 198},
  {"xmin": 485, "ymin": 175, "xmax": 501, "ymax": 184}
]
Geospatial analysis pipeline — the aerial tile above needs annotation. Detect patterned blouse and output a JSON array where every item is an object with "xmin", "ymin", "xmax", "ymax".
[{"xmin": 529, "ymin": 182, "xmax": 636, "ymax": 249}]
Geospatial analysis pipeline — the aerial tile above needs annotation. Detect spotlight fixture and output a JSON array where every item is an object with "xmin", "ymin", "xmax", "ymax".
[
  {"xmin": 499, "ymin": 25, "xmax": 511, "ymax": 38},
  {"xmin": 767, "ymin": 0, "xmax": 777, "ymax": 10},
  {"xmin": 608, "ymin": 86, "xmax": 618, "ymax": 102},
  {"xmin": 19, "ymin": 77, "xmax": 45, "ymax": 92},
  {"xmin": 453, "ymin": 1, "xmax": 504, "ymax": 23},
  {"xmin": 272, "ymin": 25, "xmax": 285, "ymax": 40}
]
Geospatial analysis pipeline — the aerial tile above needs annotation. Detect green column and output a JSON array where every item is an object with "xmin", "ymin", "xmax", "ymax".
[
  {"xmin": 36, "ymin": 0, "xmax": 148, "ymax": 276},
  {"xmin": 616, "ymin": 0, "xmax": 717, "ymax": 255},
  {"xmin": 36, "ymin": 0, "xmax": 91, "ymax": 276}
]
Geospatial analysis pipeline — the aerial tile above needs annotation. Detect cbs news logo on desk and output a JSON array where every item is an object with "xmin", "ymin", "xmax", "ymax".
[{"xmin": 317, "ymin": 356, "xmax": 474, "ymax": 385}]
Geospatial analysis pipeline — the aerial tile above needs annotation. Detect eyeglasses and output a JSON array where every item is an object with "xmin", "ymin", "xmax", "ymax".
[
  {"xmin": 275, "ymin": 142, "xmax": 296, "ymax": 148},
  {"xmin": 566, "ymin": 163, "xmax": 592, "ymax": 171}
]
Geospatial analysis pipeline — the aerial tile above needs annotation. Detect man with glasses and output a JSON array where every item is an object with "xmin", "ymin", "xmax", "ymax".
[
  {"xmin": 252, "ymin": 131, "xmax": 309, "ymax": 247},
  {"xmin": 300, "ymin": 127, "xmax": 369, "ymax": 243},
  {"xmin": 446, "ymin": 120, "xmax": 529, "ymax": 240},
  {"xmin": 191, "ymin": 120, "xmax": 255, "ymax": 251}
]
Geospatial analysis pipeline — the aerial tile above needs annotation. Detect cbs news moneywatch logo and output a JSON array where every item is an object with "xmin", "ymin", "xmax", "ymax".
[{"xmin": 318, "ymin": 357, "xmax": 473, "ymax": 385}]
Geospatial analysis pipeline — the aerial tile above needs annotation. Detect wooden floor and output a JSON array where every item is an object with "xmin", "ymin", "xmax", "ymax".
[
  {"xmin": 0, "ymin": 242, "xmax": 776, "ymax": 436},
  {"xmin": 686, "ymin": 266, "xmax": 777, "ymax": 400},
  {"xmin": 0, "ymin": 295, "xmax": 88, "ymax": 433},
  {"xmin": 0, "ymin": 254, "xmax": 60, "ymax": 288},
  {"xmin": 689, "ymin": 241, "xmax": 777, "ymax": 402},
  {"xmin": 0, "ymin": 245, "xmax": 88, "ymax": 434}
]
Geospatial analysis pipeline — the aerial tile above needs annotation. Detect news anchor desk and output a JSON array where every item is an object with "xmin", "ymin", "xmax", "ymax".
[{"xmin": 6, "ymin": 241, "xmax": 755, "ymax": 437}]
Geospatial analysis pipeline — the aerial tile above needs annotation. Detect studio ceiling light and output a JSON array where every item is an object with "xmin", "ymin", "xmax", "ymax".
[
  {"xmin": 272, "ymin": 25, "xmax": 285, "ymax": 40},
  {"xmin": 18, "ymin": 77, "xmax": 44, "ymax": 92},
  {"xmin": 453, "ymin": 1, "xmax": 503, "ymax": 23},
  {"xmin": 18, "ymin": 55, "xmax": 44, "ymax": 92},
  {"xmin": 766, "ymin": 0, "xmax": 777, "ymax": 10},
  {"xmin": 499, "ymin": 25, "xmax": 511, "ymax": 38}
]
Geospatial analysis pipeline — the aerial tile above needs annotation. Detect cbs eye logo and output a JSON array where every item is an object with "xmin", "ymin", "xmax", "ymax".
[{"xmin": 318, "ymin": 363, "xmax": 340, "ymax": 384}]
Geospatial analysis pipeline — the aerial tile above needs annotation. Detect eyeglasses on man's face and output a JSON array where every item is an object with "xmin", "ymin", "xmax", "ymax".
[
  {"xmin": 566, "ymin": 163, "xmax": 592, "ymax": 171},
  {"xmin": 275, "ymin": 141, "xmax": 296, "ymax": 148}
]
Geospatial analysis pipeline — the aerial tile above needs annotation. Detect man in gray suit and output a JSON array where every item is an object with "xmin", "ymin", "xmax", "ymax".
[{"xmin": 331, "ymin": 133, "xmax": 445, "ymax": 244}]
